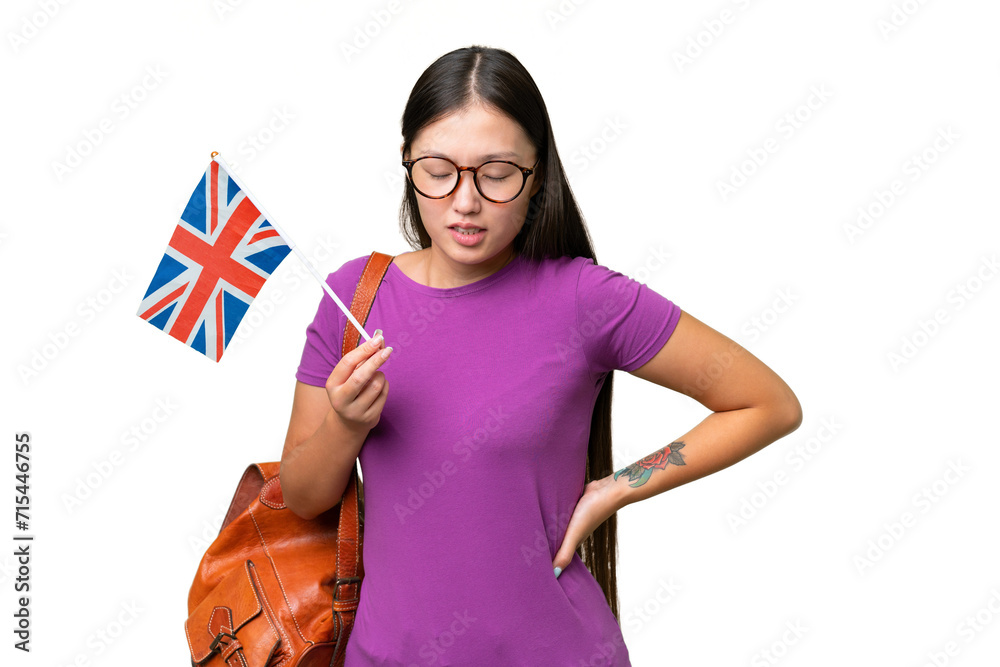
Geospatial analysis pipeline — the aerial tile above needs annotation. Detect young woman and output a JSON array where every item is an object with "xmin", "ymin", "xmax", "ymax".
[{"xmin": 280, "ymin": 45, "xmax": 802, "ymax": 666}]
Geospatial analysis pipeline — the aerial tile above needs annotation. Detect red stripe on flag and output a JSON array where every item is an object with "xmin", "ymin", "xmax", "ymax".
[
  {"xmin": 138, "ymin": 282, "xmax": 189, "ymax": 321},
  {"xmin": 210, "ymin": 161, "xmax": 218, "ymax": 235},
  {"xmin": 249, "ymin": 228, "xmax": 280, "ymax": 244},
  {"xmin": 166, "ymin": 196, "xmax": 267, "ymax": 343}
]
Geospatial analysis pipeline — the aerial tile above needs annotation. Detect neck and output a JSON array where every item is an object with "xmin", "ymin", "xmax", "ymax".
[{"xmin": 424, "ymin": 246, "xmax": 516, "ymax": 289}]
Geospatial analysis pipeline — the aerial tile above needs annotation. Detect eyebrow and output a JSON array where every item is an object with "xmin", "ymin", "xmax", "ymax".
[{"xmin": 417, "ymin": 149, "xmax": 521, "ymax": 162}]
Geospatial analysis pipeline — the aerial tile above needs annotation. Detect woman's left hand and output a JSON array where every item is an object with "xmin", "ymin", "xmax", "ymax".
[{"xmin": 552, "ymin": 474, "xmax": 624, "ymax": 577}]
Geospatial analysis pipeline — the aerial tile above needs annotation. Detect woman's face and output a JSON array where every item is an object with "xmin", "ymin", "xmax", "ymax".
[{"xmin": 405, "ymin": 103, "xmax": 542, "ymax": 264}]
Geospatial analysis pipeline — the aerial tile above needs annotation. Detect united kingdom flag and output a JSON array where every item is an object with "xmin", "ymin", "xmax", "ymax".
[{"xmin": 136, "ymin": 159, "xmax": 291, "ymax": 361}]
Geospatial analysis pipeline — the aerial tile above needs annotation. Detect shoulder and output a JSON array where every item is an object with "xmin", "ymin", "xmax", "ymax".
[
  {"xmin": 530, "ymin": 254, "xmax": 616, "ymax": 273},
  {"xmin": 525, "ymin": 254, "xmax": 629, "ymax": 292},
  {"xmin": 516, "ymin": 254, "xmax": 629, "ymax": 305},
  {"xmin": 522, "ymin": 253, "xmax": 593, "ymax": 284},
  {"xmin": 323, "ymin": 253, "xmax": 377, "ymax": 292},
  {"xmin": 308, "ymin": 254, "xmax": 376, "ymax": 324}
]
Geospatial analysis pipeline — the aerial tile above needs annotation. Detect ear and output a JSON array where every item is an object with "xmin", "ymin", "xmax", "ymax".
[{"xmin": 400, "ymin": 141, "xmax": 406, "ymax": 158}]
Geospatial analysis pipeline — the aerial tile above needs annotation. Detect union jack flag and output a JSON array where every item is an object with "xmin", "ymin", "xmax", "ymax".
[{"xmin": 136, "ymin": 159, "xmax": 291, "ymax": 361}]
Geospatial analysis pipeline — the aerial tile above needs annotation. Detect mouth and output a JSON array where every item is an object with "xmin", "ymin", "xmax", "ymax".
[
  {"xmin": 449, "ymin": 225, "xmax": 486, "ymax": 245},
  {"xmin": 450, "ymin": 225, "xmax": 484, "ymax": 235}
]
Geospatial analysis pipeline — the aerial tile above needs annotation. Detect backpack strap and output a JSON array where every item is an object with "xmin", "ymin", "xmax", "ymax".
[
  {"xmin": 332, "ymin": 250, "xmax": 394, "ymax": 662},
  {"xmin": 341, "ymin": 252, "xmax": 395, "ymax": 357}
]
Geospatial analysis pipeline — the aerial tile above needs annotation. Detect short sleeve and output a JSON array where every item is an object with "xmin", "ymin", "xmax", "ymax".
[
  {"xmin": 575, "ymin": 257, "xmax": 681, "ymax": 376},
  {"xmin": 294, "ymin": 277, "xmax": 345, "ymax": 387}
]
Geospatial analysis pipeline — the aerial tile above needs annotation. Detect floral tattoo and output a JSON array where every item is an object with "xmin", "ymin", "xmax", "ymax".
[{"xmin": 614, "ymin": 441, "xmax": 686, "ymax": 488}]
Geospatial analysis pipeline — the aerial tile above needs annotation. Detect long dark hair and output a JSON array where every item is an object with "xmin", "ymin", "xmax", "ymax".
[{"xmin": 398, "ymin": 45, "xmax": 623, "ymax": 623}]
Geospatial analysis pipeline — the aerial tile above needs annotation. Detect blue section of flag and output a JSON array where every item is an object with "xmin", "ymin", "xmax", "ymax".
[
  {"xmin": 222, "ymin": 292, "xmax": 249, "ymax": 348},
  {"xmin": 181, "ymin": 173, "xmax": 208, "ymax": 234},
  {"xmin": 192, "ymin": 321, "xmax": 207, "ymax": 354},
  {"xmin": 227, "ymin": 176, "xmax": 240, "ymax": 206},
  {"xmin": 143, "ymin": 253, "xmax": 187, "ymax": 299},
  {"xmin": 245, "ymin": 244, "xmax": 292, "ymax": 275},
  {"xmin": 148, "ymin": 302, "xmax": 176, "ymax": 330}
]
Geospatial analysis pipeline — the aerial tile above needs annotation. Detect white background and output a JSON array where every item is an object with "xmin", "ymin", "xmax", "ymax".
[{"xmin": 2, "ymin": 1, "xmax": 999, "ymax": 665}]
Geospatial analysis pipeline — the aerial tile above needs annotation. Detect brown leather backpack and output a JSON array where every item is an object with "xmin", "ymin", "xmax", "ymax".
[{"xmin": 185, "ymin": 251, "xmax": 394, "ymax": 667}]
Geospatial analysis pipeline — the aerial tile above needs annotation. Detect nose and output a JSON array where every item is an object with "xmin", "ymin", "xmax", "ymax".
[{"xmin": 451, "ymin": 169, "xmax": 481, "ymax": 212}]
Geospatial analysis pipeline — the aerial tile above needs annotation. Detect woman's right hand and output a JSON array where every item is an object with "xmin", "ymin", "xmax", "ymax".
[{"xmin": 325, "ymin": 329, "xmax": 392, "ymax": 435}]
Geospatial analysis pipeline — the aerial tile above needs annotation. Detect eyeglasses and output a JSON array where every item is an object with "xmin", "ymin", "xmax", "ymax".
[{"xmin": 402, "ymin": 155, "xmax": 540, "ymax": 204}]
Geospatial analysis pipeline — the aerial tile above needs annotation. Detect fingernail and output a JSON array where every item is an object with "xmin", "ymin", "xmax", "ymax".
[
  {"xmin": 373, "ymin": 329, "xmax": 382, "ymax": 338},
  {"xmin": 554, "ymin": 566, "xmax": 562, "ymax": 578},
  {"xmin": 372, "ymin": 333, "xmax": 383, "ymax": 346},
  {"xmin": 381, "ymin": 346, "xmax": 393, "ymax": 359}
]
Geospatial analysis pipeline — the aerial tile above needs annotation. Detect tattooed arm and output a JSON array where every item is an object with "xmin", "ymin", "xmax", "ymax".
[
  {"xmin": 550, "ymin": 309, "xmax": 801, "ymax": 576},
  {"xmin": 607, "ymin": 309, "xmax": 802, "ymax": 511}
]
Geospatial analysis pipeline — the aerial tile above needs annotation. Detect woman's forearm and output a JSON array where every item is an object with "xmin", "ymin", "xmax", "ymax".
[
  {"xmin": 608, "ymin": 404, "xmax": 801, "ymax": 512},
  {"xmin": 280, "ymin": 409, "xmax": 369, "ymax": 520}
]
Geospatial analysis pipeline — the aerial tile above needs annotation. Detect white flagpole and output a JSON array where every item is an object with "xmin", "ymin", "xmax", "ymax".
[{"xmin": 211, "ymin": 153, "xmax": 373, "ymax": 344}]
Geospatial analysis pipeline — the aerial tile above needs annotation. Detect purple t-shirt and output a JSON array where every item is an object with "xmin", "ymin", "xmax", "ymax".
[{"xmin": 295, "ymin": 251, "xmax": 681, "ymax": 666}]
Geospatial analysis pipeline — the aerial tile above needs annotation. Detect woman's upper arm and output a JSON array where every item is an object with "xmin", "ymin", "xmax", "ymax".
[
  {"xmin": 629, "ymin": 310, "xmax": 802, "ymax": 424},
  {"xmin": 282, "ymin": 380, "xmax": 332, "ymax": 458}
]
